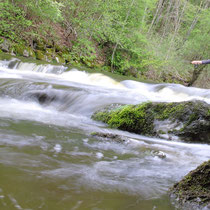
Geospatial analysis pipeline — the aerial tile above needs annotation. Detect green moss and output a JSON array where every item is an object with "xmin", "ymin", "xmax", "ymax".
[
  {"xmin": 28, "ymin": 49, "xmax": 35, "ymax": 58},
  {"xmin": 186, "ymin": 113, "xmax": 197, "ymax": 126},
  {"xmin": 92, "ymin": 111, "xmax": 111, "ymax": 123},
  {"xmin": 62, "ymin": 53, "xmax": 72, "ymax": 63},
  {"xmin": 55, "ymin": 44, "xmax": 63, "ymax": 52},
  {"xmin": 158, "ymin": 130, "xmax": 166, "ymax": 134},
  {"xmin": 36, "ymin": 50, "xmax": 45, "ymax": 60},
  {"xmin": 0, "ymin": 38, "xmax": 4, "ymax": 44},
  {"xmin": 93, "ymin": 102, "xmax": 155, "ymax": 135},
  {"xmin": 93, "ymin": 101, "xmax": 186, "ymax": 135},
  {"xmin": 14, "ymin": 44, "xmax": 25, "ymax": 56},
  {"xmin": 171, "ymin": 160, "xmax": 210, "ymax": 207},
  {"xmin": 13, "ymin": 44, "xmax": 36, "ymax": 58},
  {"xmin": 54, "ymin": 55, "xmax": 65, "ymax": 64},
  {"xmin": 154, "ymin": 103, "xmax": 185, "ymax": 120},
  {"xmin": 36, "ymin": 40, "xmax": 45, "ymax": 51},
  {"xmin": 92, "ymin": 101, "xmax": 210, "ymax": 141},
  {"xmin": 46, "ymin": 48, "xmax": 54, "ymax": 54}
]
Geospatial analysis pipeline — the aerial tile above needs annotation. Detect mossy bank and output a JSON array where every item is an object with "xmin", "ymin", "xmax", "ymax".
[
  {"xmin": 92, "ymin": 100, "xmax": 210, "ymax": 143},
  {"xmin": 170, "ymin": 160, "xmax": 210, "ymax": 210},
  {"xmin": 0, "ymin": 38, "xmax": 80, "ymax": 67}
]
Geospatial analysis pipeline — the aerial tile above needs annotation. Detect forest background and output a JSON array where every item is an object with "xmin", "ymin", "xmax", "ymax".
[{"xmin": 0, "ymin": 0, "xmax": 209, "ymax": 86}]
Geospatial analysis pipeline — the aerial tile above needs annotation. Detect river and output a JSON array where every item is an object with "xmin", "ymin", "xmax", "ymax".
[{"xmin": 0, "ymin": 57, "xmax": 209, "ymax": 210}]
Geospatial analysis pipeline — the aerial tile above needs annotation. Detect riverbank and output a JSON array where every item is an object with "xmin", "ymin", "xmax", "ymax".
[
  {"xmin": 0, "ymin": 40, "xmax": 150, "ymax": 80},
  {"xmin": 1, "ymin": 0, "xmax": 210, "ymax": 89},
  {"xmin": 1, "ymin": 39, "xmax": 209, "ymax": 89}
]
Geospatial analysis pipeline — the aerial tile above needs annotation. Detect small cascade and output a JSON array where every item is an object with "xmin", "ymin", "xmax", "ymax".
[
  {"xmin": 122, "ymin": 80, "xmax": 210, "ymax": 104},
  {"xmin": 0, "ymin": 58, "xmax": 67, "ymax": 74},
  {"xmin": 0, "ymin": 58, "xmax": 210, "ymax": 117},
  {"xmin": 0, "ymin": 57, "xmax": 209, "ymax": 210},
  {"xmin": 60, "ymin": 70, "xmax": 125, "ymax": 89}
]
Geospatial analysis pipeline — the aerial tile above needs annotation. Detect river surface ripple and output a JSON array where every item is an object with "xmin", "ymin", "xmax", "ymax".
[{"xmin": 0, "ymin": 58, "xmax": 209, "ymax": 210}]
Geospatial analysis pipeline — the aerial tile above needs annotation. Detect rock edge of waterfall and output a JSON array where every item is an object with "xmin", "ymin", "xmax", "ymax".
[
  {"xmin": 169, "ymin": 160, "xmax": 210, "ymax": 210},
  {"xmin": 92, "ymin": 100, "xmax": 210, "ymax": 143}
]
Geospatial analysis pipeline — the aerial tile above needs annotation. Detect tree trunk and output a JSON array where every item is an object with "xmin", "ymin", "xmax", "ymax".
[
  {"xmin": 111, "ymin": 0, "xmax": 135, "ymax": 72},
  {"xmin": 182, "ymin": 0, "xmax": 207, "ymax": 44},
  {"xmin": 147, "ymin": 0, "xmax": 164, "ymax": 35}
]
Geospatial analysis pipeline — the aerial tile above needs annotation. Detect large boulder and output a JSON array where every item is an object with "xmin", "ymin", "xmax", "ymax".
[
  {"xmin": 170, "ymin": 160, "xmax": 210, "ymax": 210},
  {"xmin": 0, "ymin": 39, "xmax": 10, "ymax": 52},
  {"xmin": 92, "ymin": 100, "xmax": 210, "ymax": 143}
]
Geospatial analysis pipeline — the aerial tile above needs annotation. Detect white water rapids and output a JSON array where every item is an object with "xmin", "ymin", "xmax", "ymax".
[{"xmin": 0, "ymin": 57, "xmax": 209, "ymax": 210}]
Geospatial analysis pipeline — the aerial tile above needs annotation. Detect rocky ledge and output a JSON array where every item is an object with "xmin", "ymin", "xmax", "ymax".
[
  {"xmin": 170, "ymin": 160, "xmax": 210, "ymax": 210},
  {"xmin": 92, "ymin": 100, "xmax": 210, "ymax": 143}
]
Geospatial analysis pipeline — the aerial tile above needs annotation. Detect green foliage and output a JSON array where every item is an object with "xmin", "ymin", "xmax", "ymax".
[
  {"xmin": 70, "ymin": 38, "xmax": 97, "ymax": 64},
  {"xmin": 0, "ymin": 0, "xmax": 32, "ymax": 41},
  {"xmin": 0, "ymin": 0, "xmax": 209, "ymax": 83},
  {"xmin": 61, "ymin": 0, "xmax": 160, "ymax": 73},
  {"xmin": 13, "ymin": 0, "xmax": 63, "ymax": 22},
  {"xmin": 181, "ymin": 7, "xmax": 210, "ymax": 60}
]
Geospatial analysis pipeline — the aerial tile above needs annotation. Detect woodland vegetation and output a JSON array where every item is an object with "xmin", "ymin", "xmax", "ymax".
[{"xmin": 0, "ymin": 0, "xmax": 209, "ymax": 83}]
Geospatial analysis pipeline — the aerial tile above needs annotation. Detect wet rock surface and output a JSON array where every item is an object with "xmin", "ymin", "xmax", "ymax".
[
  {"xmin": 170, "ymin": 160, "xmax": 210, "ymax": 210},
  {"xmin": 90, "ymin": 132, "xmax": 167, "ymax": 158},
  {"xmin": 90, "ymin": 132, "xmax": 129, "ymax": 144},
  {"xmin": 25, "ymin": 91, "xmax": 57, "ymax": 105}
]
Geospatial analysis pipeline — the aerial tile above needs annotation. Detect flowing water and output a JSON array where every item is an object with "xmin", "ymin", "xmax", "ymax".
[{"xmin": 0, "ymin": 57, "xmax": 210, "ymax": 210}]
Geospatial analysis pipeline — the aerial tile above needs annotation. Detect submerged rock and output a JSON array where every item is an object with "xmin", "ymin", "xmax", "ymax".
[
  {"xmin": 92, "ymin": 100, "xmax": 210, "ymax": 143},
  {"xmin": 151, "ymin": 150, "xmax": 166, "ymax": 159},
  {"xmin": 27, "ymin": 91, "xmax": 56, "ymax": 105},
  {"xmin": 90, "ymin": 132, "xmax": 167, "ymax": 159},
  {"xmin": 170, "ymin": 160, "xmax": 210, "ymax": 210},
  {"xmin": 90, "ymin": 132, "xmax": 129, "ymax": 144}
]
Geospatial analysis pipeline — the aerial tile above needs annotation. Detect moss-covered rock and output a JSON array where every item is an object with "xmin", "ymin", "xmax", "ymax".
[
  {"xmin": 46, "ymin": 48, "xmax": 55, "ymax": 55},
  {"xmin": 36, "ymin": 50, "xmax": 45, "ymax": 61},
  {"xmin": 13, "ymin": 45, "xmax": 24, "ymax": 56},
  {"xmin": 91, "ymin": 132, "xmax": 129, "ymax": 144},
  {"xmin": 92, "ymin": 100, "xmax": 210, "ymax": 142},
  {"xmin": 0, "ymin": 39, "xmax": 10, "ymax": 52},
  {"xmin": 45, "ymin": 50, "xmax": 53, "ymax": 62},
  {"xmin": 28, "ymin": 48, "xmax": 36, "ymax": 58},
  {"xmin": 35, "ymin": 40, "xmax": 45, "ymax": 51},
  {"xmin": 13, "ymin": 44, "xmax": 35, "ymax": 58},
  {"xmin": 54, "ymin": 44, "xmax": 63, "ymax": 52},
  {"xmin": 90, "ymin": 131, "xmax": 167, "ymax": 158},
  {"xmin": 170, "ymin": 160, "xmax": 210, "ymax": 210},
  {"xmin": 54, "ymin": 54, "xmax": 65, "ymax": 64}
]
